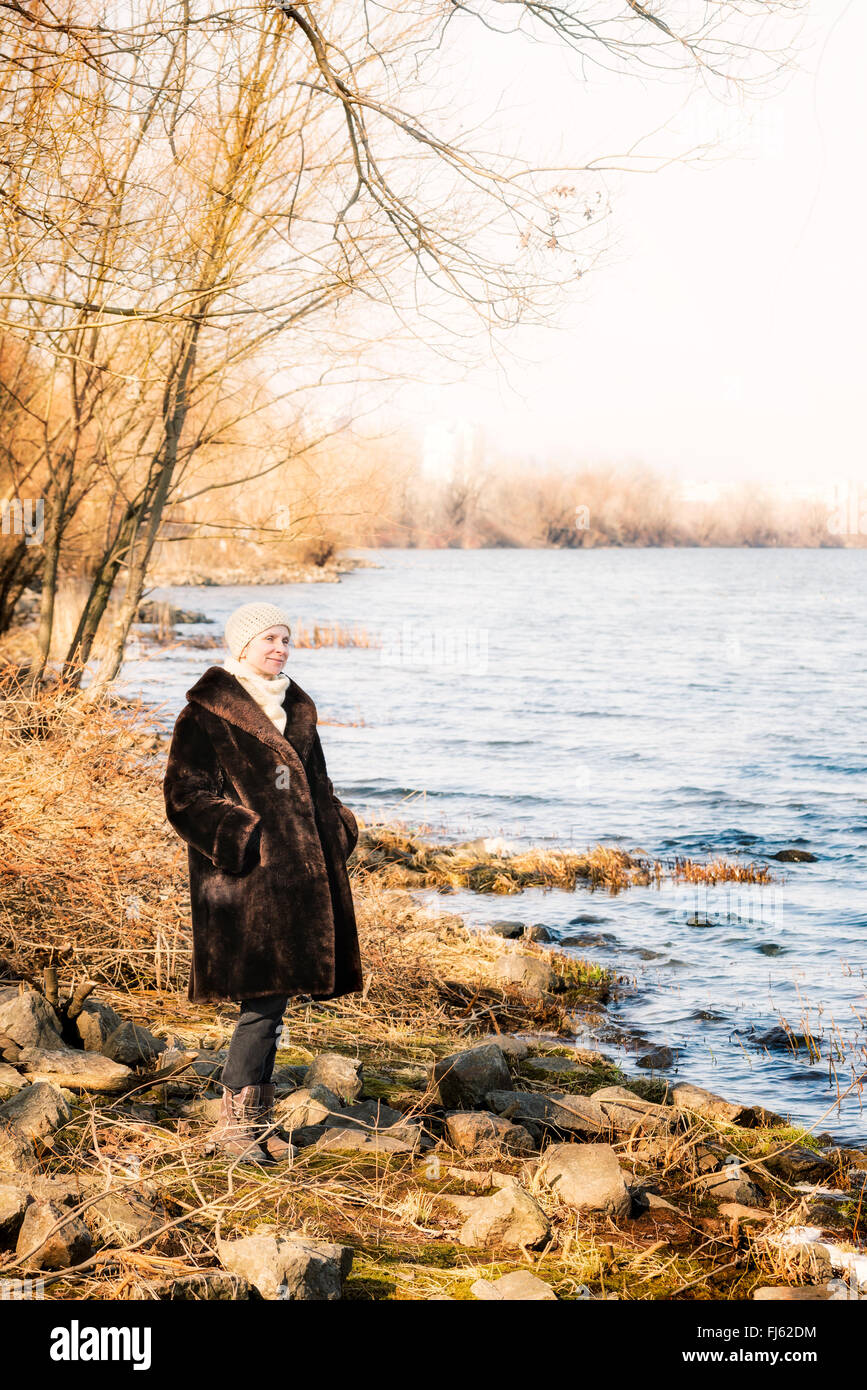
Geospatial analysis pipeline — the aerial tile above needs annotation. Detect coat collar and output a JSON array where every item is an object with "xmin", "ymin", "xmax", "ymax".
[{"xmin": 185, "ymin": 664, "xmax": 317, "ymax": 766}]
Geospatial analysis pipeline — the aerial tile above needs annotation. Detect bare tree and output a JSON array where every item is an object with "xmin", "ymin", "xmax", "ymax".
[{"xmin": 0, "ymin": 0, "xmax": 803, "ymax": 683}]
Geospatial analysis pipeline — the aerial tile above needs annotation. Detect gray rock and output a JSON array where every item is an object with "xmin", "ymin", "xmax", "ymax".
[
  {"xmin": 281, "ymin": 1124, "xmax": 329, "ymax": 1148},
  {"xmin": 592, "ymin": 1085, "xmax": 675, "ymax": 1136},
  {"xmin": 486, "ymin": 1089, "xmax": 605, "ymax": 1139},
  {"xmin": 538, "ymin": 1143, "xmax": 632, "ymax": 1220},
  {"xmin": 524, "ymin": 924, "xmax": 553, "ymax": 943},
  {"xmin": 277, "ymin": 1093, "xmax": 426, "ymax": 1149},
  {"xmin": 0, "ymin": 1121, "xmax": 39, "ymax": 1172},
  {"xmin": 763, "ymin": 1146, "xmax": 833, "ymax": 1184},
  {"xmin": 15, "ymin": 1199, "xmax": 93, "ymax": 1270},
  {"xmin": 471, "ymin": 1270, "xmax": 557, "ymax": 1300},
  {"xmin": 755, "ymin": 1027, "xmax": 810, "ymax": 1051},
  {"xmin": 671, "ymin": 1083, "xmax": 755, "ymax": 1126},
  {"xmin": 2, "ymin": 1173, "xmax": 80, "ymax": 1205},
  {"xmin": 0, "ymin": 1063, "xmax": 28, "ymax": 1101},
  {"xmin": 694, "ymin": 1141, "xmax": 730, "ymax": 1174},
  {"xmin": 0, "ymin": 1181, "xmax": 29, "ymax": 1243},
  {"xmin": 474, "ymin": 1034, "xmax": 529, "ymax": 1062},
  {"xmin": 16, "ymin": 1046, "xmax": 132, "ymax": 1093},
  {"xmin": 747, "ymin": 1104, "xmax": 787, "ymax": 1128},
  {"xmin": 490, "ymin": 954, "xmax": 557, "ymax": 995},
  {"xmin": 695, "ymin": 1166, "xmax": 765, "ymax": 1206},
  {"xmin": 444, "ymin": 1111, "xmax": 536, "ymax": 1157},
  {"xmin": 637, "ymin": 1046, "xmax": 676, "ymax": 1070},
  {"xmin": 174, "ymin": 1096, "xmax": 222, "ymax": 1123},
  {"xmin": 73, "ymin": 999, "xmax": 124, "ymax": 1052},
  {"xmin": 102, "ymin": 1021, "xmax": 167, "ymax": 1068},
  {"xmin": 87, "ymin": 1191, "xmax": 162, "ymax": 1243},
  {"xmin": 275, "ymin": 1085, "xmax": 342, "ymax": 1129},
  {"xmin": 433, "ymin": 1043, "xmax": 512, "ymax": 1110},
  {"xmin": 321, "ymin": 1097, "xmax": 405, "ymax": 1129},
  {"xmin": 304, "ymin": 1053, "xmax": 363, "ymax": 1103},
  {"xmin": 320, "ymin": 1098, "xmax": 427, "ymax": 1148},
  {"xmin": 218, "ymin": 1231, "xmax": 353, "ymax": 1300},
  {"xmin": 443, "ymin": 1179, "xmax": 550, "ymax": 1250},
  {"xmin": 643, "ymin": 1191, "xmax": 688, "ymax": 1218},
  {"xmin": 157, "ymin": 1047, "xmax": 225, "ymax": 1081},
  {"xmin": 0, "ymin": 1082, "xmax": 71, "ymax": 1143},
  {"xmin": 311, "ymin": 1126, "xmax": 417, "ymax": 1154},
  {"xmin": 485, "ymin": 920, "xmax": 525, "ymax": 939},
  {"xmin": 0, "ymin": 990, "xmax": 63, "ymax": 1050}
]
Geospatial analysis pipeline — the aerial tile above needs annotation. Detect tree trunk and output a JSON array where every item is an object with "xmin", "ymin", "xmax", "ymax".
[
  {"xmin": 0, "ymin": 536, "xmax": 39, "ymax": 636},
  {"xmin": 87, "ymin": 327, "xmax": 201, "ymax": 689},
  {"xmin": 61, "ymin": 505, "xmax": 140, "ymax": 686},
  {"xmin": 28, "ymin": 484, "xmax": 63, "ymax": 686}
]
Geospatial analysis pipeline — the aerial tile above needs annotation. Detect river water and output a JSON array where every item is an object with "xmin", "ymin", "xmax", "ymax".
[{"xmin": 123, "ymin": 548, "xmax": 867, "ymax": 1142}]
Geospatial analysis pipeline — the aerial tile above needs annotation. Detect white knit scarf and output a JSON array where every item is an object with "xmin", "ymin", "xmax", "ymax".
[{"xmin": 222, "ymin": 653, "xmax": 290, "ymax": 735}]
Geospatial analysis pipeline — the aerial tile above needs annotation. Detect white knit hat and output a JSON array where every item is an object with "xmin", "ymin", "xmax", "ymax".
[{"xmin": 224, "ymin": 602, "xmax": 292, "ymax": 660}]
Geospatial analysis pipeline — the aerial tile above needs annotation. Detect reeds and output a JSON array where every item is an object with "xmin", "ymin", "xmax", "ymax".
[
  {"xmin": 129, "ymin": 604, "xmax": 378, "ymax": 656},
  {"xmin": 351, "ymin": 826, "xmax": 776, "ymax": 895},
  {"xmin": 0, "ymin": 666, "xmax": 861, "ymax": 1302},
  {"xmin": 290, "ymin": 621, "xmax": 378, "ymax": 650}
]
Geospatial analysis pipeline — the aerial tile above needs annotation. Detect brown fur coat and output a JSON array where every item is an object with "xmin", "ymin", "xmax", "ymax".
[{"xmin": 162, "ymin": 664, "xmax": 363, "ymax": 1004}]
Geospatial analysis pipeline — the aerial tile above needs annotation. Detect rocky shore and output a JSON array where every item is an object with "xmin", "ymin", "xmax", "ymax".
[
  {"xmin": 0, "ymin": 902, "xmax": 864, "ymax": 1302},
  {"xmin": 0, "ymin": 668, "xmax": 864, "ymax": 1302}
]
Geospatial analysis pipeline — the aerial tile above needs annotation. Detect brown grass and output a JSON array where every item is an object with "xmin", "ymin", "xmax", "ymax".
[
  {"xmin": 351, "ymin": 826, "xmax": 778, "ymax": 895},
  {"xmin": 0, "ymin": 665, "xmax": 856, "ymax": 1303},
  {"xmin": 129, "ymin": 603, "xmax": 378, "ymax": 656}
]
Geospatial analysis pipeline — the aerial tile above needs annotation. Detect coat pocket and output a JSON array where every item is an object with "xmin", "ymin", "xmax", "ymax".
[{"xmin": 213, "ymin": 802, "xmax": 262, "ymax": 876}]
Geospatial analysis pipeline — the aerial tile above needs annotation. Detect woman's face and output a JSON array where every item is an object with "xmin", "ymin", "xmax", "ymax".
[{"xmin": 240, "ymin": 625, "xmax": 291, "ymax": 677}]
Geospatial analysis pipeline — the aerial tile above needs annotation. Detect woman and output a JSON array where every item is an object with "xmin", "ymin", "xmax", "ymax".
[{"xmin": 162, "ymin": 601, "xmax": 364, "ymax": 1163}]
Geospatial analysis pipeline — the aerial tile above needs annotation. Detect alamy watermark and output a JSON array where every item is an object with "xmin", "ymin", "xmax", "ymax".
[
  {"xmin": 826, "ymin": 480, "xmax": 867, "ymax": 538},
  {"xmin": 49, "ymin": 1321, "xmax": 152, "ymax": 1370},
  {"xmin": 1, "ymin": 1277, "xmax": 45, "ymax": 1300},
  {"xmin": 670, "ymin": 881, "xmax": 784, "ymax": 930},
  {"xmin": 1, "ymin": 496, "xmax": 44, "ymax": 546},
  {"xmin": 380, "ymin": 621, "xmax": 488, "ymax": 674}
]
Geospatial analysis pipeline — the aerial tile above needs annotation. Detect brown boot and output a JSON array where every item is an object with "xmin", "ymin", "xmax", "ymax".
[
  {"xmin": 254, "ymin": 1082, "xmax": 296, "ymax": 1163},
  {"xmin": 206, "ymin": 1084, "xmax": 270, "ymax": 1163}
]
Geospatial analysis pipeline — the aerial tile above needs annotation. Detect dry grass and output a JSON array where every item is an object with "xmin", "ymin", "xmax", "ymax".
[
  {"xmin": 669, "ymin": 856, "xmax": 776, "ymax": 886},
  {"xmin": 0, "ymin": 665, "xmax": 859, "ymax": 1302},
  {"xmin": 0, "ymin": 665, "xmax": 591, "ymax": 1039},
  {"xmin": 290, "ymin": 621, "xmax": 378, "ymax": 650},
  {"xmin": 0, "ymin": 665, "xmax": 769, "ymax": 1001},
  {"xmin": 351, "ymin": 826, "xmax": 778, "ymax": 895},
  {"xmin": 1, "ymin": 1048, "xmax": 857, "ymax": 1302},
  {"xmin": 132, "ymin": 603, "xmax": 378, "ymax": 653}
]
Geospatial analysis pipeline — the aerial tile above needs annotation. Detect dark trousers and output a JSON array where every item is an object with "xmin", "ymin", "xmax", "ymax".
[{"xmin": 221, "ymin": 994, "xmax": 288, "ymax": 1091}]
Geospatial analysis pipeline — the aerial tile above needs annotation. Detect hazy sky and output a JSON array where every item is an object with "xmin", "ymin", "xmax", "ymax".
[{"xmin": 405, "ymin": 0, "xmax": 865, "ymax": 492}]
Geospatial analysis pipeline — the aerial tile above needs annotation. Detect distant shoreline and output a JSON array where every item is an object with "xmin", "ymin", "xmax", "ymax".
[
  {"xmin": 139, "ymin": 553, "xmax": 378, "ymax": 588},
  {"xmin": 134, "ymin": 540, "xmax": 867, "ymax": 590}
]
